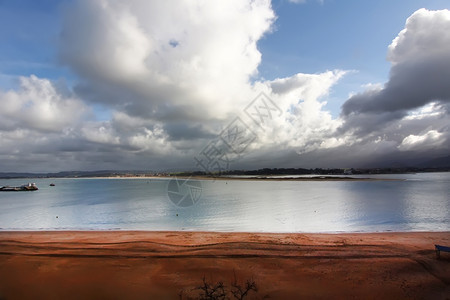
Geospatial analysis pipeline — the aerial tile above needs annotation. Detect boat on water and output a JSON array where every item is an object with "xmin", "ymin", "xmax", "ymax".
[{"xmin": 0, "ymin": 183, "xmax": 38, "ymax": 191}]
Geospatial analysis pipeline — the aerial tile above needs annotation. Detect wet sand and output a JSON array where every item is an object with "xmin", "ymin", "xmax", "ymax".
[{"xmin": 0, "ymin": 231, "xmax": 449, "ymax": 299}]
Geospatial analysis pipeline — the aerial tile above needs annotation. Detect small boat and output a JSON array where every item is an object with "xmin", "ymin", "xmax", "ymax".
[
  {"xmin": 0, "ymin": 183, "xmax": 38, "ymax": 191},
  {"xmin": 50, "ymin": 183, "xmax": 55, "ymax": 187}
]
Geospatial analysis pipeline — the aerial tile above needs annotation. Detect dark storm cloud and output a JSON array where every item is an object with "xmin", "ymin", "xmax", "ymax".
[
  {"xmin": 342, "ymin": 56, "xmax": 450, "ymax": 116},
  {"xmin": 164, "ymin": 122, "xmax": 216, "ymax": 141}
]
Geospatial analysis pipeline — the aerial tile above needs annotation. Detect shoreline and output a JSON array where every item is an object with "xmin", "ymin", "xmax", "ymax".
[
  {"xmin": 0, "ymin": 231, "xmax": 449, "ymax": 299},
  {"xmin": 169, "ymin": 175, "xmax": 405, "ymax": 181},
  {"xmin": 0, "ymin": 175, "xmax": 405, "ymax": 181},
  {"xmin": 1, "ymin": 170, "xmax": 449, "ymax": 181}
]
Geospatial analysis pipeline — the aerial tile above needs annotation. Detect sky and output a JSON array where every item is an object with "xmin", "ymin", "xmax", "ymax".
[{"xmin": 0, "ymin": 0, "xmax": 450, "ymax": 172}]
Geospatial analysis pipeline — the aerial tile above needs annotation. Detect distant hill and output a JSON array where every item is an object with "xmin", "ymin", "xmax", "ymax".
[
  {"xmin": 0, "ymin": 172, "xmax": 46, "ymax": 178},
  {"xmin": 0, "ymin": 170, "xmax": 158, "ymax": 179},
  {"xmin": 1, "ymin": 164, "xmax": 449, "ymax": 179}
]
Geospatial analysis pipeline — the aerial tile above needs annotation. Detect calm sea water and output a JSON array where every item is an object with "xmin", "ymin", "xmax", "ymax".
[{"xmin": 0, "ymin": 172, "xmax": 449, "ymax": 232}]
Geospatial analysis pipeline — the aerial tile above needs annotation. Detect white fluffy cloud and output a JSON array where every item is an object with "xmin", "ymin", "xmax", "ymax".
[
  {"xmin": 398, "ymin": 130, "xmax": 444, "ymax": 151},
  {"xmin": 259, "ymin": 70, "xmax": 346, "ymax": 153},
  {"xmin": 60, "ymin": 0, "xmax": 275, "ymax": 122},
  {"xmin": 388, "ymin": 9, "xmax": 450, "ymax": 65},
  {"xmin": 0, "ymin": 75, "xmax": 88, "ymax": 132}
]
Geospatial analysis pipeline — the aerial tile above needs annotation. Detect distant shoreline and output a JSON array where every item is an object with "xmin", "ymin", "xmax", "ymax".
[
  {"xmin": 0, "ymin": 175, "xmax": 405, "ymax": 181},
  {"xmin": 166, "ymin": 175, "xmax": 404, "ymax": 181},
  {"xmin": 1, "ymin": 168, "xmax": 449, "ymax": 180}
]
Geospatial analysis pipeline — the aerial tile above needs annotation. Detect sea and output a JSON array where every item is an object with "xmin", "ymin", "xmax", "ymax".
[{"xmin": 0, "ymin": 172, "xmax": 449, "ymax": 232}]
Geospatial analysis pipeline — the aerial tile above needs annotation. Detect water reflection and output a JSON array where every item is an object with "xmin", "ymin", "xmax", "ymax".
[{"xmin": 0, "ymin": 173, "xmax": 449, "ymax": 232}]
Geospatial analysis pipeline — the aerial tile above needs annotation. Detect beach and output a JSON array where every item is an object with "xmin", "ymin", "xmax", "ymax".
[{"xmin": 0, "ymin": 231, "xmax": 449, "ymax": 299}]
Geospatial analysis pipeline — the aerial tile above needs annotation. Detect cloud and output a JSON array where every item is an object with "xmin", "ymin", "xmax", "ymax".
[
  {"xmin": 2, "ymin": 5, "xmax": 450, "ymax": 172},
  {"xmin": 53, "ymin": 0, "xmax": 346, "ymax": 170},
  {"xmin": 0, "ymin": 75, "xmax": 93, "ymax": 171},
  {"xmin": 0, "ymin": 0, "xmax": 281, "ymax": 171},
  {"xmin": 59, "ymin": 0, "xmax": 276, "ymax": 124},
  {"xmin": 336, "ymin": 9, "xmax": 450, "ymax": 162},
  {"xmin": 0, "ymin": 75, "xmax": 89, "ymax": 132},
  {"xmin": 258, "ymin": 70, "xmax": 346, "ymax": 153},
  {"xmin": 342, "ymin": 9, "xmax": 450, "ymax": 117},
  {"xmin": 398, "ymin": 130, "xmax": 444, "ymax": 151}
]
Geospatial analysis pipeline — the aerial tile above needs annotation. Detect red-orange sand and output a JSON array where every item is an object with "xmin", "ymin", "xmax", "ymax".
[{"xmin": 0, "ymin": 231, "xmax": 449, "ymax": 299}]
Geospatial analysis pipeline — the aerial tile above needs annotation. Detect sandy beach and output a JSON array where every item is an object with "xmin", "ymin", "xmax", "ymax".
[{"xmin": 0, "ymin": 231, "xmax": 449, "ymax": 299}]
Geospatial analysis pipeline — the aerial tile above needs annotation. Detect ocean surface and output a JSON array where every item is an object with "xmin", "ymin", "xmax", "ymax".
[{"xmin": 0, "ymin": 172, "xmax": 449, "ymax": 232}]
